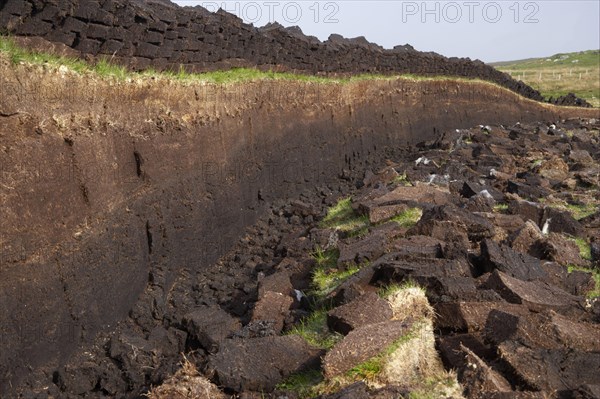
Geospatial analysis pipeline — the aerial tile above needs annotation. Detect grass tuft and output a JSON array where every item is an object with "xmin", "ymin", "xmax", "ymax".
[
  {"xmin": 377, "ymin": 281, "xmax": 422, "ymax": 299},
  {"xmin": 407, "ymin": 373, "xmax": 464, "ymax": 399},
  {"xmin": 394, "ymin": 172, "xmax": 412, "ymax": 186},
  {"xmin": 565, "ymin": 203, "xmax": 598, "ymax": 221},
  {"xmin": 319, "ymin": 197, "xmax": 370, "ymax": 236},
  {"xmin": 383, "ymin": 283, "xmax": 435, "ymax": 322},
  {"xmin": 571, "ymin": 237, "xmax": 592, "ymax": 260},
  {"xmin": 287, "ymin": 309, "xmax": 342, "ymax": 350},
  {"xmin": 95, "ymin": 57, "xmax": 129, "ymax": 79},
  {"xmin": 147, "ymin": 355, "xmax": 226, "ymax": 399},
  {"xmin": 390, "ymin": 207, "xmax": 423, "ymax": 228},
  {"xmin": 542, "ymin": 198, "xmax": 598, "ymax": 221},
  {"xmin": 493, "ymin": 203, "xmax": 509, "ymax": 213},
  {"xmin": 311, "ymin": 264, "xmax": 361, "ymax": 299},
  {"xmin": 275, "ymin": 369, "xmax": 323, "ymax": 398},
  {"xmin": 310, "ymin": 246, "xmax": 363, "ymax": 299},
  {"xmin": 312, "ymin": 246, "xmax": 339, "ymax": 269}
]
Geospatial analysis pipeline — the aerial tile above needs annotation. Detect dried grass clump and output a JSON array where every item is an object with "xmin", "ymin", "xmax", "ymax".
[
  {"xmin": 382, "ymin": 286, "xmax": 464, "ymax": 398},
  {"xmin": 386, "ymin": 284, "xmax": 434, "ymax": 321},
  {"xmin": 147, "ymin": 357, "xmax": 225, "ymax": 399}
]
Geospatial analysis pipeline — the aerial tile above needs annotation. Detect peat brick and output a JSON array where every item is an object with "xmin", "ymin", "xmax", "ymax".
[
  {"xmin": 479, "ymin": 239, "xmax": 546, "ymax": 281},
  {"xmin": 498, "ymin": 341, "xmax": 600, "ymax": 393},
  {"xmin": 327, "ymin": 292, "xmax": 393, "ymax": 335},
  {"xmin": 323, "ymin": 319, "xmax": 413, "ymax": 378},
  {"xmin": 484, "ymin": 271, "xmax": 584, "ymax": 314},
  {"xmin": 183, "ymin": 305, "xmax": 241, "ymax": 353},
  {"xmin": 208, "ymin": 336, "xmax": 322, "ymax": 392}
]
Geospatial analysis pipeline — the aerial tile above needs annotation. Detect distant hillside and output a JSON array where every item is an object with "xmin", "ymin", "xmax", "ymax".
[
  {"xmin": 490, "ymin": 50, "xmax": 600, "ymax": 107},
  {"xmin": 490, "ymin": 50, "xmax": 599, "ymax": 69}
]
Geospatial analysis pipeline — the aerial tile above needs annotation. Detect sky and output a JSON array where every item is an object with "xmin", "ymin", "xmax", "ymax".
[{"xmin": 172, "ymin": 0, "xmax": 600, "ymax": 63}]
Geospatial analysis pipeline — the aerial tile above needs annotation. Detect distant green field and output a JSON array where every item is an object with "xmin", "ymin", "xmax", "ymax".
[{"xmin": 491, "ymin": 50, "xmax": 600, "ymax": 107}]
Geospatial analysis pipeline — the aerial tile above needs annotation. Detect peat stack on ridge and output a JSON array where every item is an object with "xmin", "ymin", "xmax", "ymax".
[{"xmin": 0, "ymin": 0, "xmax": 545, "ymax": 100}]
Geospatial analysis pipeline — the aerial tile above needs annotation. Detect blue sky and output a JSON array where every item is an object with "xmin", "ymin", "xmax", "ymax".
[{"xmin": 172, "ymin": 1, "xmax": 600, "ymax": 62}]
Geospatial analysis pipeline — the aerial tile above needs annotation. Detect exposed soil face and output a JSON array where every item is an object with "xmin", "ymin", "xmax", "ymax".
[{"xmin": 0, "ymin": 56, "xmax": 598, "ymax": 398}]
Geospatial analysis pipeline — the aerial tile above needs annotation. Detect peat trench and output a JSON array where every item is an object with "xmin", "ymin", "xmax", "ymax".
[{"xmin": 23, "ymin": 118, "xmax": 600, "ymax": 399}]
